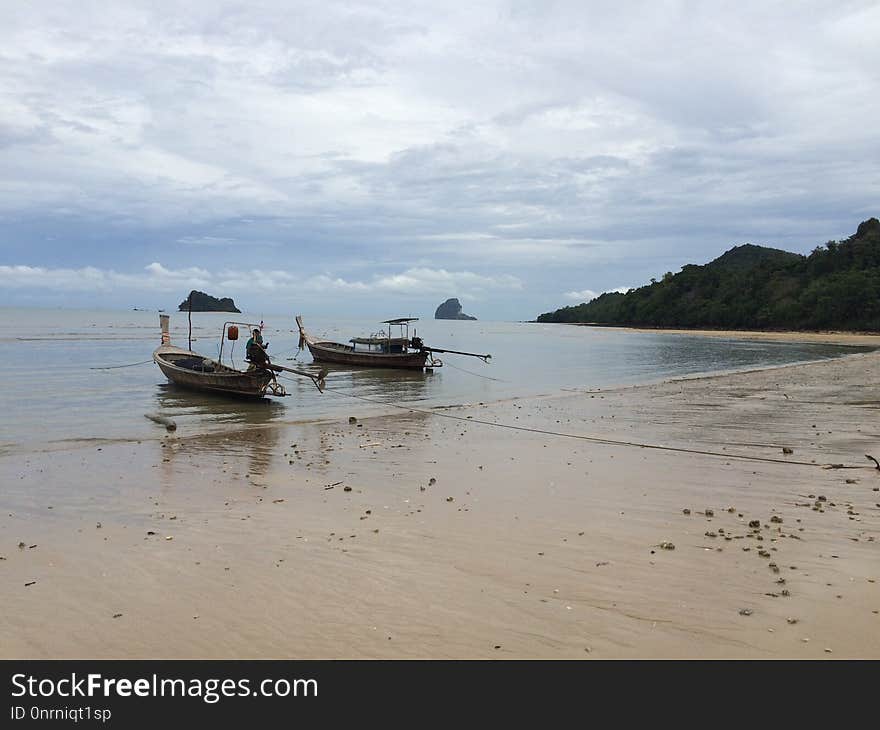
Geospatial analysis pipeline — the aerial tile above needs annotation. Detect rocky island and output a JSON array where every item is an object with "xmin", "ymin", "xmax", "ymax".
[
  {"xmin": 178, "ymin": 290, "xmax": 241, "ymax": 313},
  {"xmin": 435, "ymin": 298, "xmax": 476, "ymax": 320}
]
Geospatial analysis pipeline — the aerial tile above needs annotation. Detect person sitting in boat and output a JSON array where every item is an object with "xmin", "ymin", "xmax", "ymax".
[{"xmin": 246, "ymin": 329, "xmax": 270, "ymax": 368}]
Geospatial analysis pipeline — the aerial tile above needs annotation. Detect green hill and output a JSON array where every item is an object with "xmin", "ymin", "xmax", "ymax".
[
  {"xmin": 537, "ymin": 218, "xmax": 880, "ymax": 331},
  {"xmin": 704, "ymin": 243, "xmax": 801, "ymax": 272}
]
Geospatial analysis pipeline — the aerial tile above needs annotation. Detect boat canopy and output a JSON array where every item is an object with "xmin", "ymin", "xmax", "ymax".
[
  {"xmin": 349, "ymin": 336, "xmax": 410, "ymax": 345},
  {"xmin": 381, "ymin": 317, "xmax": 419, "ymax": 324}
]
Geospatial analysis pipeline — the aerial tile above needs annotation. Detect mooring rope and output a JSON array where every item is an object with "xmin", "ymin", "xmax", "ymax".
[
  {"xmin": 90, "ymin": 359, "xmax": 154, "ymax": 370},
  {"xmin": 288, "ymin": 380, "xmax": 872, "ymax": 471},
  {"xmin": 444, "ymin": 360, "xmax": 509, "ymax": 382}
]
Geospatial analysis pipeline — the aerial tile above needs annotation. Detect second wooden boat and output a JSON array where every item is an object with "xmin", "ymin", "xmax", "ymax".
[{"xmin": 296, "ymin": 316, "xmax": 490, "ymax": 371}]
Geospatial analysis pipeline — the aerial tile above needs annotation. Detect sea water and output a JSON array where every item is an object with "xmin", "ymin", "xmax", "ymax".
[{"xmin": 0, "ymin": 307, "xmax": 871, "ymax": 455}]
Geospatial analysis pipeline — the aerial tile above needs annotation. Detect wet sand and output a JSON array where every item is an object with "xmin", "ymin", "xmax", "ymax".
[
  {"xmin": 2, "ymin": 350, "xmax": 879, "ymax": 658},
  {"xmin": 588, "ymin": 324, "xmax": 880, "ymax": 347}
]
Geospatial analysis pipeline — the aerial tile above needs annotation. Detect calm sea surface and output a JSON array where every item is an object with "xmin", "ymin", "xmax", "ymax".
[{"xmin": 0, "ymin": 307, "xmax": 871, "ymax": 454}]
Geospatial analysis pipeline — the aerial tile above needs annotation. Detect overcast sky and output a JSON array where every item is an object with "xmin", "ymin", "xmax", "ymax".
[{"xmin": 1, "ymin": 1, "xmax": 878, "ymax": 319}]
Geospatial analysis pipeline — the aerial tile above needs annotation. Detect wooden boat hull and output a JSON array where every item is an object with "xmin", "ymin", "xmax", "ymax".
[
  {"xmin": 153, "ymin": 345, "xmax": 275, "ymax": 397},
  {"xmin": 306, "ymin": 341, "xmax": 431, "ymax": 370}
]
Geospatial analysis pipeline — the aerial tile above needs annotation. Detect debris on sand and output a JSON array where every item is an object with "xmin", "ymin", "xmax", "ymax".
[
  {"xmin": 145, "ymin": 413, "xmax": 177, "ymax": 431},
  {"xmin": 738, "ymin": 608, "xmax": 753, "ymax": 616},
  {"xmin": 782, "ymin": 447, "xmax": 793, "ymax": 455},
  {"xmin": 659, "ymin": 541, "xmax": 675, "ymax": 550},
  {"xmin": 349, "ymin": 416, "xmax": 357, "ymax": 424},
  {"xmin": 682, "ymin": 508, "xmax": 691, "ymax": 515},
  {"xmin": 429, "ymin": 477, "xmax": 437, "ymax": 486}
]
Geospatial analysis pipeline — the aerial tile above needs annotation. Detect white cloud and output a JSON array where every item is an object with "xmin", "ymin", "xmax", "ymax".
[
  {"xmin": 1, "ymin": 2, "xmax": 879, "ymax": 318},
  {"xmin": 303, "ymin": 267, "xmax": 521, "ymax": 298},
  {"xmin": 144, "ymin": 262, "xmax": 211, "ymax": 280},
  {"xmin": 0, "ymin": 263, "xmax": 212, "ymax": 292},
  {"xmin": 0, "ymin": 262, "xmax": 520, "ymax": 302},
  {"xmin": 565, "ymin": 288, "xmax": 600, "ymax": 302},
  {"xmin": 373, "ymin": 268, "xmax": 521, "ymax": 295},
  {"xmin": 564, "ymin": 286, "xmax": 630, "ymax": 302},
  {"xmin": 177, "ymin": 236, "xmax": 238, "ymax": 247}
]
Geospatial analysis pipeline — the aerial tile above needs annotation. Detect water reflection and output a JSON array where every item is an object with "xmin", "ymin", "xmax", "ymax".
[
  {"xmin": 321, "ymin": 364, "xmax": 434, "ymax": 403},
  {"xmin": 154, "ymin": 382, "xmax": 286, "ymax": 427},
  {"xmin": 158, "ymin": 420, "xmax": 281, "ymax": 485}
]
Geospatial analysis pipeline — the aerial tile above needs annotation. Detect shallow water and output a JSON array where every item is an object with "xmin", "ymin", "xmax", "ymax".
[{"xmin": 0, "ymin": 307, "xmax": 871, "ymax": 453}]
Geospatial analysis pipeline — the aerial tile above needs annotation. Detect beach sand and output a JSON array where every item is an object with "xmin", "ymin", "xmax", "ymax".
[
  {"xmin": 2, "ymin": 347, "xmax": 879, "ymax": 658},
  {"xmin": 594, "ymin": 325, "xmax": 880, "ymax": 347}
]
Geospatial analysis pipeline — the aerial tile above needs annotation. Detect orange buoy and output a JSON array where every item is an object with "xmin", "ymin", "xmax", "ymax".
[{"xmin": 227, "ymin": 325, "xmax": 239, "ymax": 341}]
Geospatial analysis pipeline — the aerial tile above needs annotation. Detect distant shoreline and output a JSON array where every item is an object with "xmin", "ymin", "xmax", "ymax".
[{"xmin": 546, "ymin": 322, "xmax": 880, "ymax": 347}]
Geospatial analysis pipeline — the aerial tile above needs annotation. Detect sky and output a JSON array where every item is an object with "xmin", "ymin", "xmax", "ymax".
[{"xmin": 1, "ymin": 0, "xmax": 878, "ymax": 320}]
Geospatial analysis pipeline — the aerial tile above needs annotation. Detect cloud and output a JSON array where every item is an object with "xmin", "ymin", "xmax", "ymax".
[
  {"xmin": 0, "ymin": 262, "xmax": 520, "ymax": 303},
  {"xmin": 1, "ymin": 2, "xmax": 878, "ymax": 319},
  {"xmin": 144, "ymin": 262, "xmax": 211, "ymax": 280},
  {"xmin": 373, "ymin": 268, "xmax": 521, "ymax": 296},
  {"xmin": 0, "ymin": 263, "xmax": 212, "ymax": 292},
  {"xmin": 177, "ymin": 236, "xmax": 239, "ymax": 247},
  {"xmin": 564, "ymin": 286, "xmax": 630, "ymax": 302},
  {"xmin": 303, "ymin": 267, "xmax": 521, "ymax": 298}
]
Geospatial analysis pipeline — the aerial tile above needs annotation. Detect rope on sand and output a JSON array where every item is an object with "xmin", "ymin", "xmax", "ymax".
[{"xmin": 317, "ymin": 385, "xmax": 872, "ymax": 471}]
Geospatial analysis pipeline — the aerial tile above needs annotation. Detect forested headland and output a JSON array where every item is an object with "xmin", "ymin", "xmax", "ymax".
[{"xmin": 537, "ymin": 218, "xmax": 880, "ymax": 331}]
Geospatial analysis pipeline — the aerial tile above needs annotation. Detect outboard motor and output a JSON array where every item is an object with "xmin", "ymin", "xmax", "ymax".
[{"xmin": 411, "ymin": 336, "xmax": 424, "ymax": 351}]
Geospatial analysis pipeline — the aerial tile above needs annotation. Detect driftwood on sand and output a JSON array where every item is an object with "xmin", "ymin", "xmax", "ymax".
[{"xmin": 144, "ymin": 413, "xmax": 177, "ymax": 431}]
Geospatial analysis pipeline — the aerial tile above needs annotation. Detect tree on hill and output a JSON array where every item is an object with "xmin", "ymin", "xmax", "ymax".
[{"xmin": 537, "ymin": 218, "xmax": 880, "ymax": 331}]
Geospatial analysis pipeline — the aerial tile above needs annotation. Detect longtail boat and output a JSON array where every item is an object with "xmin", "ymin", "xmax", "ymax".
[
  {"xmin": 296, "ymin": 315, "xmax": 490, "ymax": 371},
  {"xmin": 153, "ymin": 314, "xmax": 325, "ymax": 398}
]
